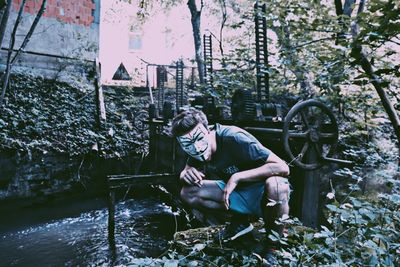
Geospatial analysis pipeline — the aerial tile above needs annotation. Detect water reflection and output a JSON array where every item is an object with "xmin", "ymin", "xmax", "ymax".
[{"xmin": 0, "ymin": 197, "xmax": 177, "ymax": 266}]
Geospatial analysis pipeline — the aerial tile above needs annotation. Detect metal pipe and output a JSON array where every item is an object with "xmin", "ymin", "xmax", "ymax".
[
  {"xmin": 107, "ymin": 189, "xmax": 116, "ymax": 247},
  {"xmin": 0, "ymin": 47, "xmax": 94, "ymax": 62},
  {"xmin": 244, "ymin": 127, "xmax": 283, "ymax": 134},
  {"xmin": 323, "ymin": 157, "xmax": 353, "ymax": 166}
]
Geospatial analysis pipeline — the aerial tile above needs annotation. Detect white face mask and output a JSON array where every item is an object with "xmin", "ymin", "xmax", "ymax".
[{"xmin": 177, "ymin": 124, "xmax": 211, "ymax": 162}]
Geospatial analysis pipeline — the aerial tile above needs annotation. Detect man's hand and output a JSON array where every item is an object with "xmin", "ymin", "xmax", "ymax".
[
  {"xmin": 180, "ymin": 167, "xmax": 204, "ymax": 187},
  {"xmin": 223, "ymin": 174, "xmax": 239, "ymax": 210}
]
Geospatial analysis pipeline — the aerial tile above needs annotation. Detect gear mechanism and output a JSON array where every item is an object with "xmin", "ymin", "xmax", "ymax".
[{"xmin": 231, "ymin": 89, "xmax": 256, "ymax": 121}]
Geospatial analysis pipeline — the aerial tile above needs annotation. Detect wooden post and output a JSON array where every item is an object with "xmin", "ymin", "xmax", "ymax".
[
  {"xmin": 93, "ymin": 58, "xmax": 114, "ymax": 247},
  {"xmin": 301, "ymin": 146, "xmax": 320, "ymax": 228},
  {"xmin": 94, "ymin": 58, "xmax": 106, "ymax": 129},
  {"xmin": 172, "ymin": 138, "xmax": 176, "ymax": 174},
  {"xmin": 107, "ymin": 189, "xmax": 116, "ymax": 248}
]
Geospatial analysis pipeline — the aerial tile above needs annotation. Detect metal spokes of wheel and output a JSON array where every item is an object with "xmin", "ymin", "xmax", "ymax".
[
  {"xmin": 133, "ymin": 110, "xmax": 150, "ymax": 133},
  {"xmin": 283, "ymin": 99, "xmax": 338, "ymax": 170}
]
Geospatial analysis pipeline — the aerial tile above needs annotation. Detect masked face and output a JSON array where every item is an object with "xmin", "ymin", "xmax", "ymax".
[{"xmin": 177, "ymin": 124, "xmax": 211, "ymax": 162}]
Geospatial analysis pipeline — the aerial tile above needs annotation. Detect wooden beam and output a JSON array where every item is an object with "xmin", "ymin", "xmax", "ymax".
[
  {"xmin": 107, "ymin": 173, "xmax": 177, "ymax": 189},
  {"xmin": 107, "ymin": 189, "xmax": 116, "ymax": 247},
  {"xmin": 94, "ymin": 58, "xmax": 106, "ymax": 128},
  {"xmin": 301, "ymin": 146, "xmax": 320, "ymax": 228}
]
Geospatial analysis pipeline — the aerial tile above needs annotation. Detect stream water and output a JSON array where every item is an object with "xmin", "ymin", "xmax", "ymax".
[{"xmin": 0, "ymin": 196, "xmax": 180, "ymax": 266}]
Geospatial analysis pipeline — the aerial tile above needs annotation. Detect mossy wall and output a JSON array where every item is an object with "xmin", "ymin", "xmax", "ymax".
[{"xmin": 0, "ymin": 75, "xmax": 149, "ymax": 201}]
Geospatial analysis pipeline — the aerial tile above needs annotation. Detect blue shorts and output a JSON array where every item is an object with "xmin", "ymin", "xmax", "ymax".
[{"xmin": 215, "ymin": 180, "xmax": 265, "ymax": 217}]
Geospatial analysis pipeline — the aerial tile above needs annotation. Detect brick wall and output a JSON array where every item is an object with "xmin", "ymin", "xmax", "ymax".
[
  {"xmin": 0, "ymin": 0, "xmax": 99, "ymax": 80},
  {"xmin": 12, "ymin": 0, "xmax": 96, "ymax": 26}
]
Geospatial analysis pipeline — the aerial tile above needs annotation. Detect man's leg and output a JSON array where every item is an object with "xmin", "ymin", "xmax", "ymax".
[
  {"xmin": 181, "ymin": 180, "xmax": 253, "ymax": 242},
  {"xmin": 263, "ymin": 176, "xmax": 290, "ymax": 240},
  {"xmin": 180, "ymin": 180, "xmax": 225, "ymax": 210},
  {"xmin": 262, "ymin": 176, "xmax": 290, "ymax": 265}
]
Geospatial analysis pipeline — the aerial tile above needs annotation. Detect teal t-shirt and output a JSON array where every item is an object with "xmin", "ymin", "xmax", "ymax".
[{"xmin": 187, "ymin": 123, "xmax": 270, "ymax": 181}]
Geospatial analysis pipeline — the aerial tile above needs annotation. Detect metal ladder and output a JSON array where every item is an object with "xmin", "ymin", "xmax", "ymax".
[
  {"xmin": 175, "ymin": 60, "xmax": 184, "ymax": 111},
  {"xmin": 157, "ymin": 66, "xmax": 165, "ymax": 112},
  {"xmin": 203, "ymin": 33, "xmax": 214, "ymax": 90},
  {"xmin": 254, "ymin": 2, "xmax": 269, "ymax": 102}
]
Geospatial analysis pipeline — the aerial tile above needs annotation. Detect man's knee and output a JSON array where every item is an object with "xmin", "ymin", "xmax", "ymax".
[
  {"xmin": 265, "ymin": 176, "xmax": 290, "ymax": 201},
  {"xmin": 180, "ymin": 186, "xmax": 200, "ymax": 206}
]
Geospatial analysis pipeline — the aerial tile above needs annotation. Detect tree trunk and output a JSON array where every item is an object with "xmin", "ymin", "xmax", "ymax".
[
  {"xmin": 347, "ymin": 0, "xmax": 400, "ymax": 147},
  {"xmin": 343, "ymin": 0, "xmax": 356, "ymax": 16},
  {"xmin": 218, "ymin": 0, "xmax": 226, "ymax": 61},
  {"xmin": 0, "ymin": 0, "xmax": 12, "ymax": 48},
  {"xmin": 10, "ymin": 0, "xmax": 47, "ymax": 66},
  {"xmin": 0, "ymin": 0, "xmax": 26, "ymax": 107},
  {"xmin": 0, "ymin": 0, "xmax": 47, "ymax": 107},
  {"xmin": 350, "ymin": 43, "xmax": 400, "ymax": 145},
  {"xmin": 187, "ymin": 0, "xmax": 205, "ymax": 84}
]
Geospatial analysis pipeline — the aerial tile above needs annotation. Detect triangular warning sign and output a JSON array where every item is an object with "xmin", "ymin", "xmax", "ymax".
[{"xmin": 112, "ymin": 63, "xmax": 131, "ymax": 80}]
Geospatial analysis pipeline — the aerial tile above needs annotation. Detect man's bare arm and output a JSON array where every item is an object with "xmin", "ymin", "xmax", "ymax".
[
  {"xmin": 231, "ymin": 151, "xmax": 289, "ymax": 183},
  {"xmin": 180, "ymin": 164, "xmax": 204, "ymax": 186},
  {"xmin": 222, "ymin": 151, "xmax": 289, "ymax": 209}
]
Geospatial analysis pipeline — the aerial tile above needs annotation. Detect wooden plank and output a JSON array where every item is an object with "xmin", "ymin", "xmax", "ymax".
[
  {"xmin": 94, "ymin": 58, "xmax": 106, "ymax": 127},
  {"xmin": 107, "ymin": 189, "xmax": 116, "ymax": 247},
  {"xmin": 107, "ymin": 173, "xmax": 177, "ymax": 189},
  {"xmin": 244, "ymin": 127, "xmax": 283, "ymax": 136}
]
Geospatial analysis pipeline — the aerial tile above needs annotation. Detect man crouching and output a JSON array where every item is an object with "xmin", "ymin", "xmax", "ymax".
[{"xmin": 172, "ymin": 108, "xmax": 290, "ymax": 264}]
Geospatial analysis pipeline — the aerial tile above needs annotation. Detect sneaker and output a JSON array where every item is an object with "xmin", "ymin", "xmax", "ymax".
[
  {"xmin": 263, "ymin": 249, "xmax": 278, "ymax": 266},
  {"xmin": 218, "ymin": 221, "xmax": 254, "ymax": 242}
]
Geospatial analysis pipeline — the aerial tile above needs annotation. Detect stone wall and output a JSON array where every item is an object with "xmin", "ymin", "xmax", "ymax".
[
  {"xmin": 0, "ymin": 150, "xmax": 140, "ymax": 201},
  {"xmin": 0, "ymin": 150, "xmax": 91, "ymax": 200}
]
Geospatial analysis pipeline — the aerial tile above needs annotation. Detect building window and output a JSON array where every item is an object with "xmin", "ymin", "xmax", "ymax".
[{"xmin": 129, "ymin": 33, "xmax": 142, "ymax": 51}]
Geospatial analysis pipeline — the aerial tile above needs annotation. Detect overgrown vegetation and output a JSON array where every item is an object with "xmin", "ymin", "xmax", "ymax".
[
  {"xmin": 0, "ymin": 74, "xmax": 148, "ymax": 157},
  {"xmin": 109, "ymin": 168, "xmax": 399, "ymax": 266}
]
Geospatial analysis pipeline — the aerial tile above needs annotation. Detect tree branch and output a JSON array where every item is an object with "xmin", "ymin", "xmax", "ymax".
[
  {"xmin": 10, "ymin": 0, "xmax": 47, "ymax": 67},
  {"xmin": 0, "ymin": 0, "xmax": 26, "ymax": 107},
  {"xmin": 388, "ymin": 39, "xmax": 400, "ymax": 46},
  {"xmin": 0, "ymin": 0, "xmax": 12, "ymax": 47},
  {"xmin": 187, "ymin": 0, "xmax": 205, "ymax": 83},
  {"xmin": 302, "ymin": 27, "xmax": 338, "ymax": 33},
  {"xmin": 218, "ymin": 0, "xmax": 226, "ymax": 60},
  {"xmin": 356, "ymin": 0, "xmax": 366, "ymax": 15},
  {"xmin": 350, "ymin": 0, "xmax": 400, "ymax": 145},
  {"xmin": 334, "ymin": 0, "xmax": 343, "ymax": 16},
  {"xmin": 343, "ymin": 0, "xmax": 356, "ymax": 16},
  {"xmin": 294, "ymin": 36, "xmax": 335, "ymax": 49}
]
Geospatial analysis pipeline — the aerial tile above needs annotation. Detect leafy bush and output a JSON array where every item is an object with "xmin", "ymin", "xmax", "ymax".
[
  {"xmin": 124, "ymin": 170, "xmax": 399, "ymax": 266},
  {"xmin": 0, "ymin": 74, "xmax": 148, "ymax": 157},
  {"xmin": 274, "ymin": 171, "xmax": 399, "ymax": 266}
]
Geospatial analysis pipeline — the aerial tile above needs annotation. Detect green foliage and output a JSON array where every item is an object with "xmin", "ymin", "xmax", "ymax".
[
  {"xmin": 0, "ymin": 74, "xmax": 147, "ymax": 157},
  {"xmin": 125, "ymin": 169, "xmax": 399, "ymax": 266},
  {"xmin": 274, "ymin": 173, "xmax": 400, "ymax": 266},
  {"xmin": 126, "ymin": 245, "xmax": 259, "ymax": 266}
]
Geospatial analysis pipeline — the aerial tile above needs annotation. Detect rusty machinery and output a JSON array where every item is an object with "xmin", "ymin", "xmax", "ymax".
[
  {"xmin": 144, "ymin": 60, "xmax": 190, "ymax": 173},
  {"xmin": 199, "ymin": 3, "xmax": 351, "ymax": 172}
]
